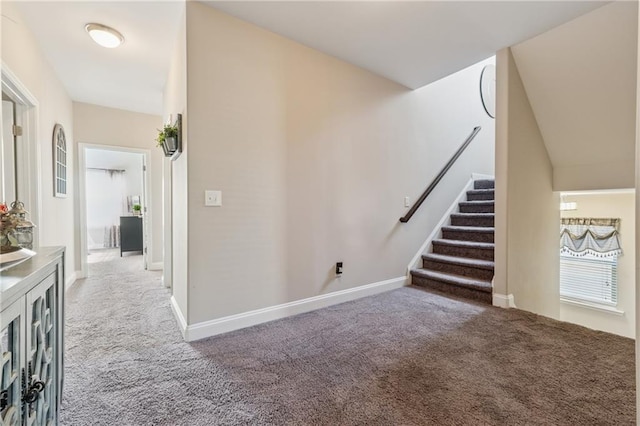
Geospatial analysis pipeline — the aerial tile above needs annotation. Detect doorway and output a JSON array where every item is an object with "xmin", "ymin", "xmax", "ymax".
[
  {"xmin": 557, "ymin": 189, "xmax": 635, "ymax": 338},
  {"xmin": 1, "ymin": 67, "xmax": 40, "ymax": 245},
  {"xmin": 78, "ymin": 144, "xmax": 151, "ymax": 275}
]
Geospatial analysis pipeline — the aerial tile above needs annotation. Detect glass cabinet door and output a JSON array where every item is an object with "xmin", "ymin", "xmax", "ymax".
[
  {"xmin": 25, "ymin": 274, "xmax": 57, "ymax": 426},
  {"xmin": 0, "ymin": 297, "xmax": 25, "ymax": 426}
]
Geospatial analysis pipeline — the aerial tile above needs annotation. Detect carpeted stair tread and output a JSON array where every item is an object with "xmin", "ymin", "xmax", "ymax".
[
  {"xmin": 432, "ymin": 239, "xmax": 495, "ymax": 250},
  {"xmin": 474, "ymin": 179, "xmax": 495, "ymax": 190},
  {"xmin": 432, "ymin": 239, "xmax": 494, "ymax": 261},
  {"xmin": 451, "ymin": 213, "xmax": 494, "ymax": 218},
  {"xmin": 422, "ymin": 253, "xmax": 494, "ymax": 271},
  {"xmin": 466, "ymin": 189, "xmax": 495, "ymax": 201},
  {"xmin": 459, "ymin": 200, "xmax": 494, "ymax": 214},
  {"xmin": 459, "ymin": 201, "xmax": 494, "ymax": 207},
  {"xmin": 441, "ymin": 226, "xmax": 495, "ymax": 234},
  {"xmin": 411, "ymin": 268, "xmax": 492, "ymax": 293},
  {"xmin": 450, "ymin": 213, "xmax": 494, "ymax": 227}
]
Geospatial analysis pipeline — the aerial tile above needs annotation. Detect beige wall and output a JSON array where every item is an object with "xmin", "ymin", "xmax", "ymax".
[
  {"xmin": 496, "ymin": 48, "xmax": 560, "ymax": 319},
  {"xmin": 635, "ymin": 4, "xmax": 640, "ymax": 418},
  {"xmin": 2, "ymin": 2, "xmax": 75, "ymax": 279},
  {"xmin": 512, "ymin": 2, "xmax": 637, "ymax": 192},
  {"xmin": 180, "ymin": 3, "xmax": 495, "ymax": 325},
  {"xmin": 560, "ymin": 192, "xmax": 635, "ymax": 338},
  {"xmin": 163, "ymin": 8, "xmax": 188, "ymax": 316},
  {"xmin": 72, "ymin": 103, "xmax": 163, "ymax": 268}
]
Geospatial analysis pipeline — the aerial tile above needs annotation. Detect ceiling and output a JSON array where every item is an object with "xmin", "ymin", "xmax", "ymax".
[
  {"xmin": 14, "ymin": 1, "xmax": 609, "ymax": 115},
  {"xmin": 511, "ymin": 1, "xmax": 637, "ymax": 184},
  {"xmin": 207, "ymin": 1, "xmax": 609, "ymax": 90},
  {"xmin": 15, "ymin": 1, "xmax": 183, "ymax": 115}
]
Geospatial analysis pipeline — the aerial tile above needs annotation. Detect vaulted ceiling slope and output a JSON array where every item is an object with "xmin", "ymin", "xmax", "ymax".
[
  {"xmin": 13, "ymin": 1, "xmax": 609, "ymax": 115},
  {"xmin": 512, "ymin": 1, "xmax": 637, "ymax": 190},
  {"xmin": 207, "ymin": 1, "xmax": 609, "ymax": 90}
]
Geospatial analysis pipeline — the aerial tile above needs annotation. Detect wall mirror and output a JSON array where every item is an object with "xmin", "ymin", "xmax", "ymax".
[
  {"xmin": 1, "ymin": 92, "xmax": 18, "ymax": 204},
  {"xmin": 1, "ymin": 67, "xmax": 41, "ymax": 248}
]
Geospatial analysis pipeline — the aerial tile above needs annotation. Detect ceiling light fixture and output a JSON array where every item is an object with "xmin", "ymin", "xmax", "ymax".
[{"xmin": 85, "ymin": 23, "xmax": 124, "ymax": 49}]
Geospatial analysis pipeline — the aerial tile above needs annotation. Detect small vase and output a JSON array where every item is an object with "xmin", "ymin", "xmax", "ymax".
[{"xmin": 165, "ymin": 137, "xmax": 177, "ymax": 153}]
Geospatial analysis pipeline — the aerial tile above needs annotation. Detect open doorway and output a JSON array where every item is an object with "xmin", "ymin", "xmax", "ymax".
[
  {"xmin": 79, "ymin": 145, "xmax": 151, "ymax": 275},
  {"xmin": 558, "ymin": 190, "xmax": 635, "ymax": 338}
]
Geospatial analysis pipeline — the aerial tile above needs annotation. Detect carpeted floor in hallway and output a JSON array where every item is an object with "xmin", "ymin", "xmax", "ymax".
[{"xmin": 60, "ymin": 254, "xmax": 635, "ymax": 425}]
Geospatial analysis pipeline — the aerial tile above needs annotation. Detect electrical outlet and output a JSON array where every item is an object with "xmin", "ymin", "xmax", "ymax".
[
  {"xmin": 336, "ymin": 262, "xmax": 343, "ymax": 275},
  {"xmin": 205, "ymin": 190, "xmax": 222, "ymax": 207},
  {"xmin": 404, "ymin": 196, "xmax": 410, "ymax": 207}
]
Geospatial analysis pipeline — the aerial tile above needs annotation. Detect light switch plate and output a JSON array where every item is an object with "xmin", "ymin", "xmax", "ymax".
[{"xmin": 205, "ymin": 190, "xmax": 222, "ymax": 207}]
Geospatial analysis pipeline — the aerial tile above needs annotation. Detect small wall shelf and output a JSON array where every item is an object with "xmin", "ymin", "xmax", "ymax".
[{"xmin": 161, "ymin": 113, "xmax": 182, "ymax": 161}]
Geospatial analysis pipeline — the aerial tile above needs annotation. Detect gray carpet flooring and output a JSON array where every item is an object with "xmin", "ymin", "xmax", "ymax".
[{"xmin": 60, "ymin": 254, "xmax": 635, "ymax": 425}]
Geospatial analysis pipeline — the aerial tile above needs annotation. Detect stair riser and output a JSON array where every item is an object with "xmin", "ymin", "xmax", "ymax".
[
  {"xmin": 411, "ymin": 276, "xmax": 492, "ymax": 304},
  {"xmin": 467, "ymin": 191, "xmax": 495, "ymax": 201},
  {"xmin": 432, "ymin": 244, "xmax": 494, "ymax": 261},
  {"xmin": 450, "ymin": 216, "xmax": 494, "ymax": 227},
  {"xmin": 422, "ymin": 259, "xmax": 494, "ymax": 281},
  {"xmin": 459, "ymin": 204, "xmax": 494, "ymax": 214},
  {"xmin": 442, "ymin": 230, "xmax": 494, "ymax": 243},
  {"xmin": 474, "ymin": 180, "xmax": 495, "ymax": 190}
]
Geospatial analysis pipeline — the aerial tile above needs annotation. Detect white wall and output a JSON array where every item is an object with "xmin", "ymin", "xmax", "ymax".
[
  {"xmin": 559, "ymin": 192, "xmax": 635, "ymax": 338},
  {"xmin": 2, "ymin": 2, "xmax": 75, "ymax": 279},
  {"xmin": 495, "ymin": 48, "xmax": 560, "ymax": 319},
  {"xmin": 163, "ymin": 7, "xmax": 187, "ymax": 314},
  {"xmin": 72, "ymin": 103, "xmax": 162, "ymax": 268},
  {"xmin": 178, "ymin": 3, "xmax": 495, "ymax": 326}
]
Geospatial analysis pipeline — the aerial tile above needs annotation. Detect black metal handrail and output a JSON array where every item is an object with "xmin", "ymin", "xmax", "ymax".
[{"xmin": 400, "ymin": 126, "xmax": 482, "ymax": 223}]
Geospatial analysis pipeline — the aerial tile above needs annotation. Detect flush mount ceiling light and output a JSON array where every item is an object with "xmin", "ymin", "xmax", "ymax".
[{"xmin": 85, "ymin": 23, "xmax": 124, "ymax": 48}]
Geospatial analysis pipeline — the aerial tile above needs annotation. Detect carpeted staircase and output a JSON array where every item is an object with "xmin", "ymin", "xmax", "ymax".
[{"xmin": 411, "ymin": 179, "xmax": 495, "ymax": 303}]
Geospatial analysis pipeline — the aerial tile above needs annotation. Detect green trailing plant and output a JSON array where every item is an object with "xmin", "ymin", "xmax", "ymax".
[{"xmin": 156, "ymin": 123, "xmax": 179, "ymax": 147}]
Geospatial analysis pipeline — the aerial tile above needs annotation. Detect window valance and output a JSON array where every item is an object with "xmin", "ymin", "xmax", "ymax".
[{"xmin": 560, "ymin": 218, "xmax": 621, "ymax": 258}]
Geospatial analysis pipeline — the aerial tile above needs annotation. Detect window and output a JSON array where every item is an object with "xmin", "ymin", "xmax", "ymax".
[
  {"xmin": 53, "ymin": 124, "xmax": 67, "ymax": 197},
  {"xmin": 560, "ymin": 253, "xmax": 617, "ymax": 306},
  {"xmin": 559, "ymin": 218, "xmax": 621, "ymax": 308}
]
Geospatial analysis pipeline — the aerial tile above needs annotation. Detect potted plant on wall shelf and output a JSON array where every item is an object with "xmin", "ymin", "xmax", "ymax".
[{"xmin": 156, "ymin": 114, "xmax": 182, "ymax": 160}]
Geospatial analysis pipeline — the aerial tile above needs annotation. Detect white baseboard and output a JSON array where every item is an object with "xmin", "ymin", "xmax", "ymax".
[
  {"xmin": 148, "ymin": 262, "xmax": 163, "ymax": 271},
  {"xmin": 471, "ymin": 173, "xmax": 495, "ymax": 181},
  {"xmin": 170, "ymin": 296, "xmax": 187, "ymax": 339},
  {"xmin": 65, "ymin": 271, "xmax": 78, "ymax": 291},
  {"xmin": 406, "ymin": 176, "xmax": 477, "ymax": 278},
  {"xmin": 182, "ymin": 276, "xmax": 407, "ymax": 342},
  {"xmin": 493, "ymin": 293, "xmax": 516, "ymax": 308}
]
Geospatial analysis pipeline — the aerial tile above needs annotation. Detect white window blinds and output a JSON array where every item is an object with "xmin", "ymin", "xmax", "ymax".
[
  {"xmin": 560, "ymin": 254, "xmax": 617, "ymax": 306},
  {"xmin": 559, "ymin": 218, "xmax": 620, "ymax": 307}
]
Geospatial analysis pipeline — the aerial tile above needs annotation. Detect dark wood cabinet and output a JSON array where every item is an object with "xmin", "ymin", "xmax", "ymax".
[{"xmin": 120, "ymin": 216, "xmax": 143, "ymax": 256}]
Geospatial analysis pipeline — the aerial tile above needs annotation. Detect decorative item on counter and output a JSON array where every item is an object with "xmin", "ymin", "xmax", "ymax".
[
  {"xmin": 0, "ymin": 202, "xmax": 19, "ymax": 248},
  {"xmin": 4, "ymin": 201, "xmax": 36, "ymax": 250},
  {"xmin": 133, "ymin": 204, "xmax": 142, "ymax": 216}
]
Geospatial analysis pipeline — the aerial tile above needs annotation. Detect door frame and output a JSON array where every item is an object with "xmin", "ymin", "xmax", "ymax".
[
  {"xmin": 77, "ymin": 143, "xmax": 152, "ymax": 277},
  {"xmin": 1, "ymin": 63, "xmax": 41, "ymax": 247}
]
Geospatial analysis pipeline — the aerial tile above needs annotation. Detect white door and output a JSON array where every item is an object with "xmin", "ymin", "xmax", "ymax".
[{"xmin": 141, "ymin": 156, "xmax": 149, "ymax": 270}]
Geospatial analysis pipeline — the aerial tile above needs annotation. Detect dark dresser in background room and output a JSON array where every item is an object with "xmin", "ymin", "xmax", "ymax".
[{"xmin": 120, "ymin": 216, "xmax": 143, "ymax": 256}]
